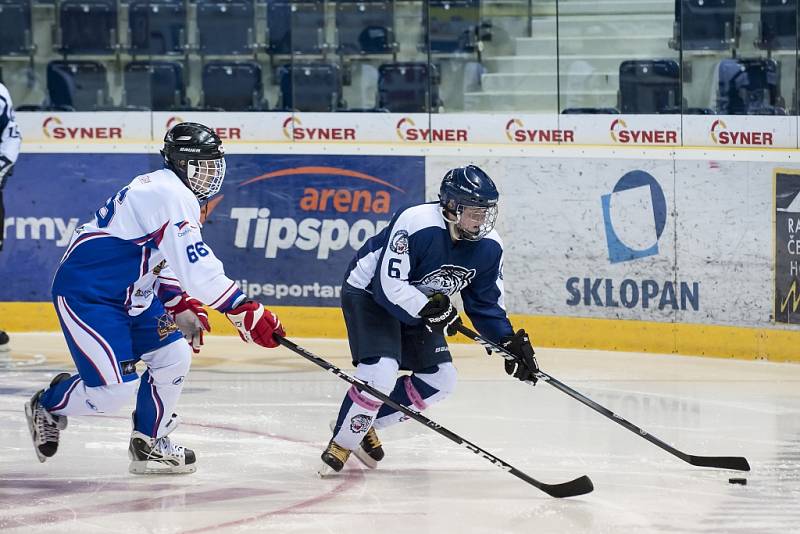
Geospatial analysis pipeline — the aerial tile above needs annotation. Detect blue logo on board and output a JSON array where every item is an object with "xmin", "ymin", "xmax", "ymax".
[{"xmin": 601, "ymin": 170, "xmax": 667, "ymax": 263}]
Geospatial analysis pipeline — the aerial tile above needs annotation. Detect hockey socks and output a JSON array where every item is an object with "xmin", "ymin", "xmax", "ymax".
[{"xmin": 373, "ymin": 363, "xmax": 457, "ymax": 430}]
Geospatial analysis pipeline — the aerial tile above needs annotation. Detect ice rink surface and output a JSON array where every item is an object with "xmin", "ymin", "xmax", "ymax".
[{"xmin": 1, "ymin": 333, "xmax": 798, "ymax": 533}]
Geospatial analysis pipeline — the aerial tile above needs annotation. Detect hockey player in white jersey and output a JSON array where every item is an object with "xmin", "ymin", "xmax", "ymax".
[
  {"xmin": 24, "ymin": 122, "xmax": 285, "ymax": 474},
  {"xmin": 0, "ymin": 81, "xmax": 21, "ymax": 352},
  {"xmin": 320, "ymin": 165, "xmax": 539, "ymax": 474}
]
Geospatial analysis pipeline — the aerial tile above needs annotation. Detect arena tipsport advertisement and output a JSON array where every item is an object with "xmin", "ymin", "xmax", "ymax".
[
  {"xmin": 201, "ymin": 154, "xmax": 425, "ymax": 306},
  {"xmin": 0, "ymin": 153, "xmax": 423, "ymax": 304}
]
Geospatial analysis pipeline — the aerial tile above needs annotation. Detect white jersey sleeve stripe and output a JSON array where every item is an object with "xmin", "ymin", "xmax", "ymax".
[
  {"xmin": 133, "ymin": 221, "xmax": 169, "ymax": 246},
  {"xmin": 208, "ymin": 281, "xmax": 239, "ymax": 309}
]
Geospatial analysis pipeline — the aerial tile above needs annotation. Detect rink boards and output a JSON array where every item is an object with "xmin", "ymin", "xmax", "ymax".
[{"xmin": 2, "ymin": 113, "xmax": 800, "ymax": 361}]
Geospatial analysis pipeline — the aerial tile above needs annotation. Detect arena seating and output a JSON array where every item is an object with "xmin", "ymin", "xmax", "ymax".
[
  {"xmin": 0, "ymin": 0, "xmax": 32, "ymax": 56},
  {"xmin": 47, "ymin": 60, "xmax": 109, "ymax": 110},
  {"xmin": 202, "ymin": 61, "xmax": 264, "ymax": 111},
  {"xmin": 58, "ymin": 0, "xmax": 118, "ymax": 55},
  {"xmin": 267, "ymin": 1, "xmax": 326, "ymax": 55},
  {"xmin": 716, "ymin": 57, "xmax": 784, "ymax": 115},
  {"xmin": 124, "ymin": 61, "xmax": 186, "ymax": 110},
  {"xmin": 277, "ymin": 62, "xmax": 344, "ymax": 112},
  {"xmin": 377, "ymin": 62, "xmax": 441, "ymax": 112},
  {"xmin": 128, "ymin": 0, "xmax": 186, "ymax": 56},
  {"xmin": 619, "ymin": 59, "xmax": 681, "ymax": 114},
  {"xmin": 197, "ymin": 0, "xmax": 255, "ymax": 55},
  {"xmin": 335, "ymin": 0, "xmax": 395, "ymax": 55}
]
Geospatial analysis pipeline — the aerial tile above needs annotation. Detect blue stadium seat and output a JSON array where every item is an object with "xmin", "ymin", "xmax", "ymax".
[
  {"xmin": 619, "ymin": 60, "xmax": 680, "ymax": 114},
  {"xmin": 0, "ymin": 0, "xmax": 32, "ymax": 55},
  {"xmin": 197, "ymin": 1, "xmax": 255, "ymax": 55},
  {"xmin": 716, "ymin": 58, "xmax": 784, "ymax": 115},
  {"xmin": 336, "ymin": 1, "xmax": 394, "ymax": 55},
  {"xmin": 277, "ymin": 62, "xmax": 344, "ymax": 111},
  {"xmin": 759, "ymin": 0, "xmax": 797, "ymax": 50},
  {"xmin": 202, "ymin": 61, "xmax": 264, "ymax": 111},
  {"xmin": 424, "ymin": 0, "xmax": 484, "ymax": 54},
  {"xmin": 129, "ymin": 1, "xmax": 186, "ymax": 55},
  {"xmin": 47, "ymin": 60, "xmax": 109, "ymax": 110},
  {"xmin": 124, "ymin": 61, "xmax": 185, "ymax": 110},
  {"xmin": 675, "ymin": 0, "xmax": 736, "ymax": 51},
  {"xmin": 267, "ymin": 1, "xmax": 325, "ymax": 55},
  {"xmin": 59, "ymin": 0, "xmax": 118, "ymax": 54},
  {"xmin": 378, "ymin": 62, "xmax": 440, "ymax": 113}
]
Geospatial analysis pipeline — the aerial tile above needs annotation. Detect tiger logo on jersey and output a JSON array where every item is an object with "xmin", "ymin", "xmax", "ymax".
[
  {"xmin": 350, "ymin": 414, "xmax": 372, "ymax": 433},
  {"xmin": 413, "ymin": 265, "xmax": 476, "ymax": 296},
  {"xmin": 389, "ymin": 230, "xmax": 409, "ymax": 254}
]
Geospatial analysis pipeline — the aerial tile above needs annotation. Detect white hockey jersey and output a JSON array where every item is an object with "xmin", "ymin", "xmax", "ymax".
[
  {"xmin": 0, "ymin": 82, "xmax": 21, "ymax": 165},
  {"xmin": 53, "ymin": 169, "xmax": 244, "ymax": 314}
]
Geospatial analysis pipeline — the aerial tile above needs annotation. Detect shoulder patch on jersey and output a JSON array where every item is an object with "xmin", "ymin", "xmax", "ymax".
[
  {"xmin": 173, "ymin": 219, "xmax": 199, "ymax": 237},
  {"xmin": 412, "ymin": 264, "xmax": 477, "ymax": 296},
  {"xmin": 389, "ymin": 229, "xmax": 409, "ymax": 254},
  {"xmin": 152, "ymin": 260, "xmax": 167, "ymax": 275}
]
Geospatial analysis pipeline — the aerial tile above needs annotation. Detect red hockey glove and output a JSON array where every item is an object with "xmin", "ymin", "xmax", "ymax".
[
  {"xmin": 225, "ymin": 300, "xmax": 285, "ymax": 348},
  {"xmin": 164, "ymin": 293, "xmax": 210, "ymax": 354}
]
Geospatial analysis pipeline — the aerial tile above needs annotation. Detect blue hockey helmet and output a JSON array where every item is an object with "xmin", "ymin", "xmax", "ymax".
[{"xmin": 438, "ymin": 165, "xmax": 499, "ymax": 240}]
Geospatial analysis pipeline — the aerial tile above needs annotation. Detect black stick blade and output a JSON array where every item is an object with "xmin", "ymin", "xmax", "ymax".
[
  {"xmin": 540, "ymin": 475, "xmax": 595, "ymax": 498},
  {"xmin": 688, "ymin": 455, "xmax": 751, "ymax": 471}
]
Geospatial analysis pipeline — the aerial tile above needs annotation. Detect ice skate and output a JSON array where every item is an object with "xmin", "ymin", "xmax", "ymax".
[
  {"xmin": 354, "ymin": 426, "xmax": 385, "ymax": 469},
  {"xmin": 128, "ymin": 413, "xmax": 196, "ymax": 475},
  {"xmin": 0, "ymin": 330, "xmax": 10, "ymax": 353},
  {"xmin": 318, "ymin": 439, "xmax": 352, "ymax": 477},
  {"xmin": 24, "ymin": 373, "xmax": 71, "ymax": 462}
]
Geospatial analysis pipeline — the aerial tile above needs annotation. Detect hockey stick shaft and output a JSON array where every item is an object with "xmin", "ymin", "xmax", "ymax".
[
  {"xmin": 274, "ymin": 335, "xmax": 593, "ymax": 498},
  {"xmin": 455, "ymin": 324, "xmax": 750, "ymax": 472}
]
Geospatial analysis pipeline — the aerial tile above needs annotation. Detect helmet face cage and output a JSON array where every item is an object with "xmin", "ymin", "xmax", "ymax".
[
  {"xmin": 186, "ymin": 157, "xmax": 226, "ymax": 200},
  {"xmin": 446, "ymin": 201, "xmax": 499, "ymax": 240},
  {"xmin": 439, "ymin": 165, "xmax": 500, "ymax": 241}
]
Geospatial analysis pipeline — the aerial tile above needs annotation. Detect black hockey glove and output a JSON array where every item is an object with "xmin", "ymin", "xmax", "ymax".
[
  {"xmin": 500, "ymin": 329, "xmax": 539, "ymax": 384},
  {"xmin": 0, "ymin": 156, "xmax": 12, "ymax": 189},
  {"xmin": 419, "ymin": 293, "xmax": 461, "ymax": 336}
]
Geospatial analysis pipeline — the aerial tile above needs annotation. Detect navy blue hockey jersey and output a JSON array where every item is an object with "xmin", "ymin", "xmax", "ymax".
[{"xmin": 344, "ymin": 202, "xmax": 513, "ymax": 343}]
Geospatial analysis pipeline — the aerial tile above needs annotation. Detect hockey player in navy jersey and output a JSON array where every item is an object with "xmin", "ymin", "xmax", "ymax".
[
  {"xmin": 24, "ymin": 122, "xmax": 285, "ymax": 474},
  {"xmin": 320, "ymin": 165, "xmax": 539, "ymax": 474}
]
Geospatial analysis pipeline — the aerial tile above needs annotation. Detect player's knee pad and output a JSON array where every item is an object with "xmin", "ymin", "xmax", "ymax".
[
  {"xmin": 416, "ymin": 362, "xmax": 457, "ymax": 396},
  {"xmin": 84, "ymin": 380, "xmax": 139, "ymax": 413},
  {"xmin": 143, "ymin": 340, "xmax": 191, "ymax": 385},
  {"xmin": 355, "ymin": 357, "xmax": 399, "ymax": 397}
]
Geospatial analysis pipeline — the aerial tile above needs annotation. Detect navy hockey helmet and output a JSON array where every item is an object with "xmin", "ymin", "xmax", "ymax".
[
  {"xmin": 161, "ymin": 122, "xmax": 226, "ymax": 200},
  {"xmin": 439, "ymin": 165, "xmax": 499, "ymax": 240}
]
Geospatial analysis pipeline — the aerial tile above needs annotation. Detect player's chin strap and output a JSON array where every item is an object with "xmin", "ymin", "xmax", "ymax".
[
  {"xmin": 453, "ymin": 323, "xmax": 751, "ymax": 472},
  {"xmin": 272, "ymin": 334, "xmax": 593, "ymax": 499}
]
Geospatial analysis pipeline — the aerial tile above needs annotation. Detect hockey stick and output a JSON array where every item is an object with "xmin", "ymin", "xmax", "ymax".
[
  {"xmin": 454, "ymin": 324, "xmax": 751, "ymax": 472},
  {"xmin": 274, "ymin": 335, "xmax": 594, "ymax": 498}
]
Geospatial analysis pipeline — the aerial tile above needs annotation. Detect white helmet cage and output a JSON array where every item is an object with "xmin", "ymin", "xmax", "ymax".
[
  {"xmin": 186, "ymin": 158, "xmax": 226, "ymax": 200},
  {"xmin": 444, "ymin": 202, "xmax": 499, "ymax": 241}
]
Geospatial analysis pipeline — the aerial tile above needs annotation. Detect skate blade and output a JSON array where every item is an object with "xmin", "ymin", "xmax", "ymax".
[
  {"xmin": 352, "ymin": 449, "xmax": 378, "ymax": 469},
  {"xmin": 24, "ymin": 402, "xmax": 47, "ymax": 463},
  {"xmin": 317, "ymin": 463, "xmax": 337, "ymax": 478},
  {"xmin": 129, "ymin": 460, "xmax": 197, "ymax": 475}
]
